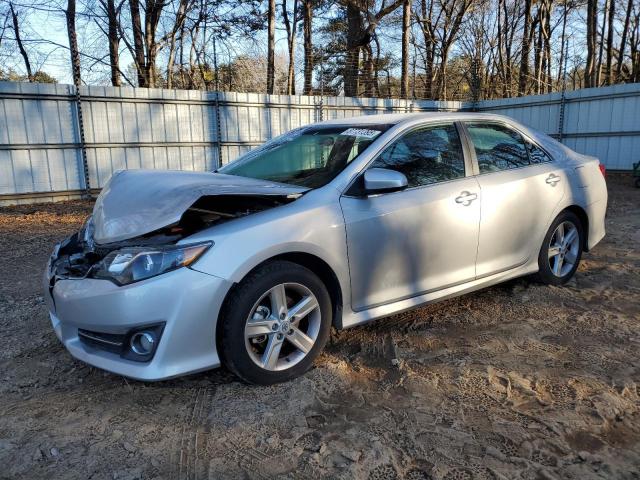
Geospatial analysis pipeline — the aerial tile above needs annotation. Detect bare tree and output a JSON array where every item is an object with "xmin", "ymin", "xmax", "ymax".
[
  {"xmin": 436, "ymin": 0, "xmax": 472, "ymax": 99},
  {"xmin": 96, "ymin": 0, "xmax": 124, "ymax": 86},
  {"xmin": 605, "ymin": 0, "xmax": 615, "ymax": 85},
  {"xmin": 596, "ymin": 0, "xmax": 608, "ymax": 86},
  {"xmin": 282, "ymin": 0, "xmax": 299, "ymax": 95},
  {"xmin": 518, "ymin": 0, "xmax": 532, "ymax": 95},
  {"xmin": 128, "ymin": 0, "xmax": 146, "ymax": 86},
  {"xmin": 165, "ymin": 0, "xmax": 191, "ymax": 88},
  {"xmin": 302, "ymin": 0, "xmax": 314, "ymax": 94},
  {"xmin": 267, "ymin": 0, "xmax": 276, "ymax": 93},
  {"xmin": 617, "ymin": 0, "xmax": 634, "ymax": 81},
  {"xmin": 585, "ymin": 0, "xmax": 598, "ymax": 87},
  {"xmin": 66, "ymin": 0, "xmax": 82, "ymax": 87},
  {"xmin": 343, "ymin": 0, "xmax": 405, "ymax": 97},
  {"xmin": 415, "ymin": 0, "xmax": 436, "ymax": 98},
  {"xmin": 9, "ymin": 3, "xmax": 33, "ymax": 81},
  {"xmin": 122, "ymin": 0, "xmax": 166, "ymax": 87},
  {"xmin": 632, "ymin": 4, "xmax": 640, "ymax": 82},
  {"xmin": 400, "ymin": 0, "xmax": 411, "ymax": 98}
]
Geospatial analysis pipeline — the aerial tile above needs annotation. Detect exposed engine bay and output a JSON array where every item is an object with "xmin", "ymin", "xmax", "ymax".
[{"xmin": 48, "ymin": 194, "xmax": 299, "ymax": 281}]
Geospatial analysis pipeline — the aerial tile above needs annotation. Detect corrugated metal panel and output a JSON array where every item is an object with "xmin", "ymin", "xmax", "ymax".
[{"xmin": 1, "ymin": 82, "xmax": 639, "ymax": 203}]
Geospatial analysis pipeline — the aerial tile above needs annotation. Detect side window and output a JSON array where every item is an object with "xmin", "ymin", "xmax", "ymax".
[
  {"xmin": 466, "ymin": 123, "xmax": 530, "ymax": 173},
  {"xmin": 371, "ymin": 123, "xmax": 465, "ymax": 188},
  {"xmin": 526, "ymin": 141, "xmax": 553, "ymax": 164}
]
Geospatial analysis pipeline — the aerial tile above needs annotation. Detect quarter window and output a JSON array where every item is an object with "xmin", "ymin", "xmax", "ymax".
[
  {"xmin": 466, "ymin": 123, "xmax": 529, "ymax": 173},
  {"xmin": 371, "ymin": 123, "xmax": 465, "ymax": 188},
  {"xmin": 527, "ymin": 141, "xmax": 553, "ymax": 164}
]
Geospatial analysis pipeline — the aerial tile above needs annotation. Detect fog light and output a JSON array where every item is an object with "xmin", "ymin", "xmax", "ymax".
[{"xmin": 130, "ymin": 331, "xmax": 155, "ymax": 355}]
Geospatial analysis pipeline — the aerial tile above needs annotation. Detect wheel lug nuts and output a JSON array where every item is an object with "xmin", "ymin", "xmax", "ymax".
[
  {"xmin": 277, "ymin": 333, "xmax": 284, "ymax": 340},
  {"xmin": 280, "ymin": 313, "xmax": 286, "ymax": 320},
  {"xmin": 272, "ymin": 324, "xmax": 278, "ymax": 331},
  {"xmin": 288, "ymin": 329, "xmax": 294, "ymax": 335}
]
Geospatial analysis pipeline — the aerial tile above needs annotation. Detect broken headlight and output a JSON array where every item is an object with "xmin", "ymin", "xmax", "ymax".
[{"xmin": 94, "ymin": 242, "xmax": 212, "ymax": 285}]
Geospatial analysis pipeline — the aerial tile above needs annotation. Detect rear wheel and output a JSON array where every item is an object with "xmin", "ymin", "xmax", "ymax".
[
  {"xmin": 220, "ymin": 260, "xmax": 332, "ymax": 385},
  {"xmin": 536, "ymin": 211, "xmax": 584, "ymax": 285}
]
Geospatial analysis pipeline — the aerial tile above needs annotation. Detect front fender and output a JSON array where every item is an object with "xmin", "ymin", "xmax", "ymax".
[{"xmin": 184, "ymin": 194, "xmax": 351, "ymax": 310}]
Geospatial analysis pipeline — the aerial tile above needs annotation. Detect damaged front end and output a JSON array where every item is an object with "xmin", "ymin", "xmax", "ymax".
[{"xmin": 48, "ymin": 191, "xmax": 302, "ymax": 287}]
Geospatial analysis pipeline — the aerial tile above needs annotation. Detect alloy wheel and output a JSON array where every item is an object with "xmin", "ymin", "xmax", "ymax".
[
  {"xmin": 548, "ymin": 221, "xmax": 580, "ymax": 277},
  {"xmin": 244, "ymin": 283, "xmax": 321, "ymax": 371}
]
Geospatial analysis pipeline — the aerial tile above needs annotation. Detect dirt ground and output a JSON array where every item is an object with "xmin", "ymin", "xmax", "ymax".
[{"xmin": 0, "ymin": 175, "xmax": 638, "ymax": 480}]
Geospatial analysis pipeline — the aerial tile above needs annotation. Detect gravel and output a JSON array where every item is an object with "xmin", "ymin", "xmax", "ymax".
[{"xmin": 0, "ymin": 175, "xmax": 638, "ymax": 479}]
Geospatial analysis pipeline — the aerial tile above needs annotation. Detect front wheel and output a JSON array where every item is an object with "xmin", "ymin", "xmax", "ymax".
[
  {"xmin": 219, "ymin": 260, "xmax": 332, "ymax": 385},
  {"xmin": 536, "ymin": 211, "xmax": 584, "ymax": 285}
]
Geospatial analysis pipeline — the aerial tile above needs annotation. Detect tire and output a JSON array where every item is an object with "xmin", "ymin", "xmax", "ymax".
[
  {"xmin": 219, "ymin": 260, "xmax": 332, "ymax": 385},
  {"xmin": 536, "ymin": 210, "xmax": 584, "ymax": 286}
]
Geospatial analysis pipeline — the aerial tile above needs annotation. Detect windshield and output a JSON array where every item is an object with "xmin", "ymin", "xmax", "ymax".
[{"xmin": 218, "ymin": 124, "xmax": 392, "ymax": 188}]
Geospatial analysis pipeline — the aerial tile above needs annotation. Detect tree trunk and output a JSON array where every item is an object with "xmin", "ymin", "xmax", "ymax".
[
  {"xmin": 440, "ymin": 49, "xmax": 449, "ymax": 100},
  {"xmin": 585, "ymin": 0, "xmax": 598, "ymax": 87},
  {"xmin": 518, "ymin": 0, "xmax": 533, "ymax": 95},
  {"xmin": 167, "ymin": 36, "xmax": 178, "ymax": 89},
  {"xmin": 616, "ymin": 0, "xmax": 634, "ymax": 81},
  {"xmin": 633, "ymin": 12, "xmax": 640, "ymax": 82},
  {"xmin": 542, "ymin": 0, "xmax": 553, "ymax": 93},
  {"xmin": 361, "ymin": 44, "xmax": 375, "ymax": 96},
  {"xmin": 558, "ymin": 0, "xmax": 568, "ymax": 87},
  {"xmin": 400, "ymin": 0, "xmax": 411, "ymax": 99},
  {"xmin": 596, "ymin": 0, "xmax": 608, "ymax": 86},
  {"xmin": 166, "ymin": 0, "xmax": 189, "ymax": 89},
  {"xmin": 179, "ymin": 24, "xmax": 186, "ymax": 87},
  {"xmin": 282, "ymin": 0, "xmax": 298, "ymax": 95},
  {"xmin": 188, "ymin": 17, "xmax": 202, "ymax": 88},
  {"xmin": 9, "ymin": 3, "xmax": 33, "ymax": 81},
  {"xmin": 144, "ymin": 1, "xmax": 156, "ymax": 87},
  {"xmin": 344, "ymin": 1, "xmax": 363, "ymax": 97},
  {"xmin": 533, "ymin": 10, "xmax": 543, "ymax": 94},
  {"xmin": 129, "ymin": 0, "xmax": 146, "ymax": 86},
  {"xmin": 266, "ymin": 0, "xmax": 276, "ymax": 94},
  {"xmin": 605, "ymin": 0, "xmax": 615, "ymax": 84},
  {"xmin": 302, "ymin": 0, "xmax": 313, "ymax": 94},
  {"xmin": 105, "ymin": 0, "xmax": 121, "ymax": 86},
  {"xmin": 66, "ymin": 0, "xmax": 82, "ymax": 88},
  {"xmin": 505, "ymin": 0, "xmax": 518, "ymax": 94},
  {"xmin": 418, "ymin": 0, "xmax": 434, "ymax": 98}
]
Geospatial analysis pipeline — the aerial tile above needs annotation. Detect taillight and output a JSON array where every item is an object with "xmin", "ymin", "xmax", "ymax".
[{"xmin": 598, "ymin": 163, "xmax": 606, "ymax": 177}]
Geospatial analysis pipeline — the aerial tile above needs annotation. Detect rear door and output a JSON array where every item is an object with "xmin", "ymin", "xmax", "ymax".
[
  {"xmin": 340, "ymin": 122, "xmax": 481, "ymax": 311},
  {"xmin": 462, "ymin": 122, "xmax": 566, "ymax": 277}
]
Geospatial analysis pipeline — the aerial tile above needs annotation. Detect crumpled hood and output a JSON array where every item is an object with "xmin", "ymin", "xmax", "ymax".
[{"xmin": 92, "ymin": 169, "xmax": 308, "ymax": 244}]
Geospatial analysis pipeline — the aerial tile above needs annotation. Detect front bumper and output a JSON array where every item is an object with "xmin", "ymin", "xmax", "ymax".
[{"xmin": 45, "ymin": 265, "xmax": 232, "ymax": 381}]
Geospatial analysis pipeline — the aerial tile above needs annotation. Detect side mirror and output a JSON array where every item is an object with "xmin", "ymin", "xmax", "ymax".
[{"xmin": 363, "ymin": 168, "xmax": 408, "ymax": 195}]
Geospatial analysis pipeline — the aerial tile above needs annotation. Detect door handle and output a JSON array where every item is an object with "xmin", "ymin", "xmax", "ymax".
[
  {"xmin": 455, "ymin": 191, "xmax": 478, "ymax": 206},
  {"xmin": 546, "ymin": 173, "xmax": 561, "ymax": 186}
]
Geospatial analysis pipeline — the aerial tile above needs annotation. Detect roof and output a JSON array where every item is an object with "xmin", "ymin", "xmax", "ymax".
[{"xmin": 316, "ymin": 111, "xmax": 511, "ymax": 126}]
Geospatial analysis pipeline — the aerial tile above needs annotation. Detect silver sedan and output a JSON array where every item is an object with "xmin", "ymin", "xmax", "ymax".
[{"xmin": 44, "ymin": 113, "xmax": 608, "ymax": 384}]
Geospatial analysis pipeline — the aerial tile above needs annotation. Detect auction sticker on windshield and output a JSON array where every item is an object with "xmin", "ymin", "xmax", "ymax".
[{"xmin": 340, "ymin": 128, "xmax": 382, "ymax": 139}]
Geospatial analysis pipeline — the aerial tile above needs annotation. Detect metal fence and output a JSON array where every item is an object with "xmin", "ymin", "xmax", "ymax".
[
  {"xmin": 479, "ymin": 82, "xmax": 640, "ymax": 171},
  {"xmin": 0, "ymin": 80, "xmax": 638, "ymax": 205}
]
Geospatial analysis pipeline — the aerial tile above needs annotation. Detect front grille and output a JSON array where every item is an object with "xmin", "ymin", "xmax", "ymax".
[{"xmin": 78, "ymin": 329, "xmax": 126, "ymax": 355}]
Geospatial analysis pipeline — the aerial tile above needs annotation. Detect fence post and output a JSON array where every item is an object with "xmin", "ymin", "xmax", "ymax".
[
  {"xmin": 557, "ymin": 41, "xmax": 569, "ymax": 143},
  {"xmin": 315, "ymin": 96, "xmax": 324, "ymax": 122},
  {"xmin": 212, "ymin": 38, "xmax": 224, "ymax": 168},
  {"xmin": 470, "ymin": 56, "xmax": 481, "ymax": 112},
  {"xmin": 67, "ymin": 9, "xmax": 91, "ymax": 197},
  {"xmin": 72, "ymin": 86, "xmax": 91, "ymax": 197}
]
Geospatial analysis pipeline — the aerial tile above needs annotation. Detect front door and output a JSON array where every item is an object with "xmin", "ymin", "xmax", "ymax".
[{"xmin": 340, "ymin": 122, "xmax": 481, "ymax": 312}]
